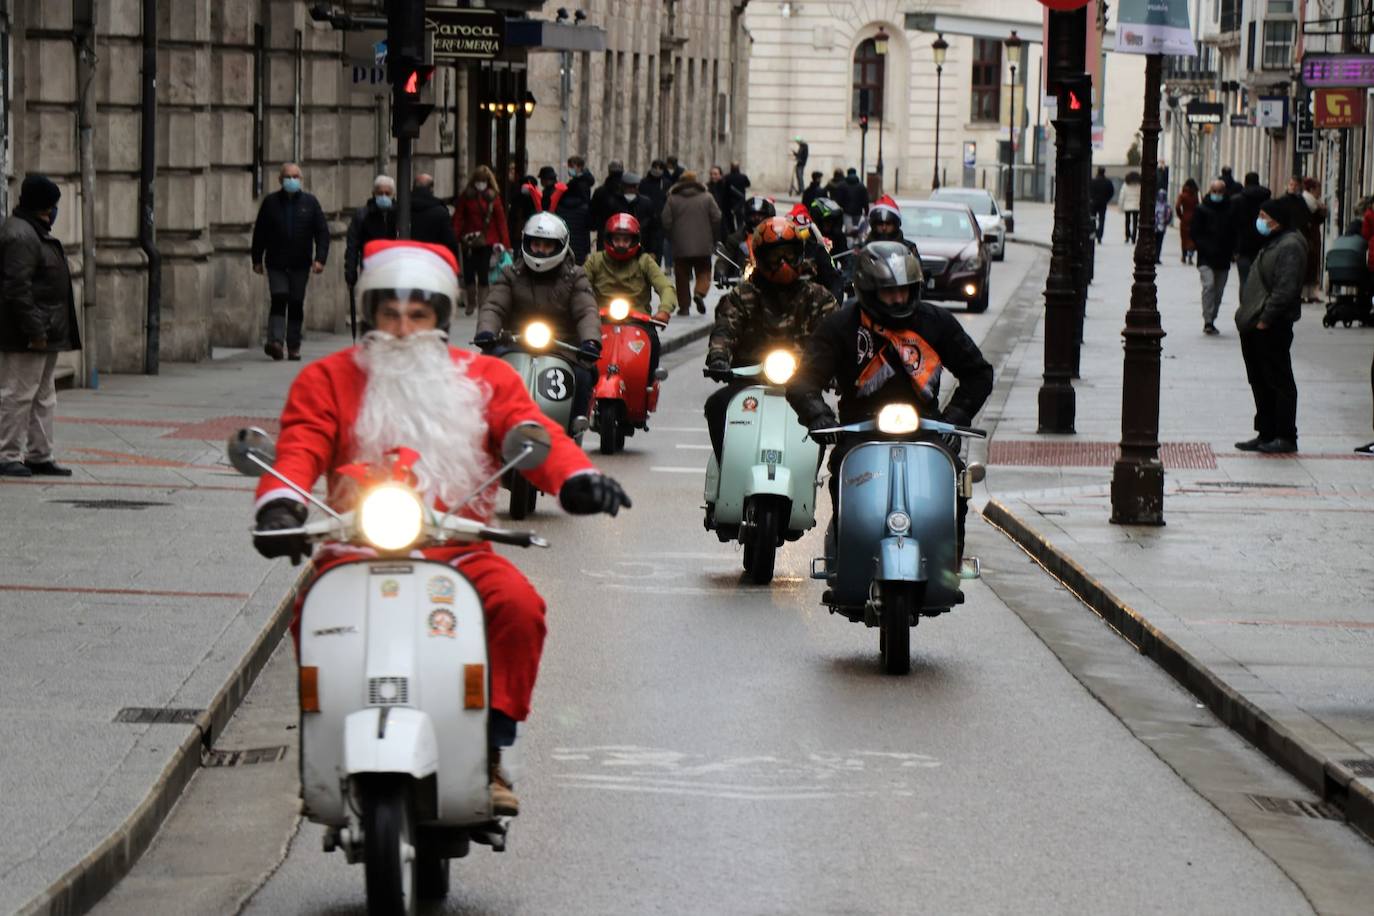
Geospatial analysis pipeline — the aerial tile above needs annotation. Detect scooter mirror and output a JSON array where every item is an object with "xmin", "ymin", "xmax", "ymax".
[
  {"xmin": 966, "ymin": 461, "xmax": 987, "ymax": 484},
  {"xmin": 501, "ymin": 421, "xmax": 552, "ymax": 471},
  {"xmin": 226, "ymin": 427, "xmax": 277, "ymax": 477}
]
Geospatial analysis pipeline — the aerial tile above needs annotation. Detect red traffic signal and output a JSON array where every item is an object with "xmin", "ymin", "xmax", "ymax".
[
  {"xmin": 1055, "ymin": 75, "xmax": 1092, "ymax": 123},
  {"xmin": 858, "ymin": 114, "xmax": 869, "ymax": 131},
  {"xmin": 401, "ymin": 65, "xmax": 435, "ymax": 96}
]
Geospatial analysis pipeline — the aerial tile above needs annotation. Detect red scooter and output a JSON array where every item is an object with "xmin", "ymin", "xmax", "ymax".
[{"xmin": 592, "ymin": 296, "xmax": 667, "ymax": 455}]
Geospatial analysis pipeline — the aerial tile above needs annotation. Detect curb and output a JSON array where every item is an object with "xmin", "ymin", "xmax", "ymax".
[
  {"xmin": 1008, "ymin": 235, "xmax": 1052, "ymax": 251},
  {"xmin": 660, "ymin": 322, "xmax": 711, "ymax": 356},
  {"xmin": 19, "ymin": 572, "xmax": 307, "ymax": 916},
  {"xmin": 981, "ymin": 497, "xmax": 1374, "ymax": 844}
]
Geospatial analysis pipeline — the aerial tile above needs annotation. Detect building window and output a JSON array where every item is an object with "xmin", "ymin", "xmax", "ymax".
[
  {"xmin": 1262, "ymin": 20, "xmax": 1296, "ymax": 70},
  {"xmin": 1266, "ymin": 0, "xmax": 1294, "ymax": 12},
  {"xmin": 852, "ymin": 38, "xmax": 885, "ymax": 120},
  {"xmin": 970, "ymin": 38, "xmax": 1001, "ymax": 123},
  {"xmin": 1219, "ymin": 0, "xmax": 1241, "ymax": 32}
]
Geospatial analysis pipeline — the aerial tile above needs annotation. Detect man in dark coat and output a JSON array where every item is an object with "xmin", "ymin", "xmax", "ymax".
[
  {"xmin": 1089, "ymin": 167, "xmax": 1115, "ymax": 243},
  {"xmin": 722, "ymin": 162, "xmax": 752, "ymax": 236},
  {"xmin": 1191, "ymin": 179, "xmax": 1236, "ymax": 335},
  {"xmin": 562, "ymin": 156, "xmax": 596, "ymax": 264},
  {"xmin": 1219, "ymin": 166, "xmax": 1242, "ymax": 197},
  {"xmin": 590, "ymin": 159, "xmax": 625, "ymax": 249},
  {"xmin": 638, "ymin": 162, "xmax": 673, "ymax": 261},
  {"xmin": 410, "ymin": 174, "xmax": 460, "ymax": 263},
  {"xmin": 801, "ymin": 171, "xmax": 824, "ymax": 206},
  {"xmin": 1229, "ymin": 171, "xmax": 1272, "ymax": 289},
  {"xmin": 250, "ymin": 162, "xmax": 330, "ymax": 360},
  {"xmin": 344, "ymin": 175, "xmax": 398, "ymax": 289},
  {"xmin": 0, "ymin": 175, "xmax": 81, "ymax": 477},
  {"xmin": 606, "ymin": 171, "xmax": 661, "ymax": 260},
  {"xmin": 835, "ymin": 168, "xmax": 870, "ymax": 235}
]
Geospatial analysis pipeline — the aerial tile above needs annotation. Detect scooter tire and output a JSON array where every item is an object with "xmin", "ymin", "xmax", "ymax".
[
  {"xmin": 361, "ymin": 780, "xmax": 418, "ymax": 916},
  {"xmin": 743, "ymin": 500, "xmax": 780, "ymax": 586},
  {"xmin": 879, "ymin": 583, "xmax": 918, "ymax": 676},
  {"xmin": 509, "ymin": 475, "xmax": 537, "ymax": 520},
  {"xmin": 598, "ymin": 406, "xmax": 620, "ymax": 455},
  {"xmin": 417, "ymin": 852, "xmax": 450, "ymax": 900}
]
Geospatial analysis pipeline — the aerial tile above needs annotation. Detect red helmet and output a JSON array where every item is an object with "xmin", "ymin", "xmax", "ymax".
[{"xmin": 604, "ymin": 213, "xmax": 642, "ymax": 261}]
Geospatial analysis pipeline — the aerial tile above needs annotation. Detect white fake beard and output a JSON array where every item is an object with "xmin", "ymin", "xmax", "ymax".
[{"xmin": 353, "ymin": 330, "xmax": 494, "ymax": 513}]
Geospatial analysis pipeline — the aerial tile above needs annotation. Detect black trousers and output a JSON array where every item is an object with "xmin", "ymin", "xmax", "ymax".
[
  {"xmin": 704, "ymin": 380, "xmax": 750, "ymax": 460},
  {"xmin": 1093, "ymin": 206, "xmax": 1107, "ymax": 242},
  {"xmin": 1124, "ymin": 210, "xmax": 1139, "ymax": 242},
  {"xmin": 1239, "ymin": 323, "xmax": 1298, "ymax": 442}
]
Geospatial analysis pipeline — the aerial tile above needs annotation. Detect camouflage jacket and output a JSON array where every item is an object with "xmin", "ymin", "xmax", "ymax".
[{"xmin": 707, "ymin": 277, "xmax": 837, "ymax": 366}]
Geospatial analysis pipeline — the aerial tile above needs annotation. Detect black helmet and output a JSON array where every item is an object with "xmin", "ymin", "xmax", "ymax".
[
  {"xmin": 852, "ymin": 241, "xmax": 924, "ymax": 321},
  {"xmin": 742, "ymin": 196, "xmax": 777, "ymax": 228},
  {"xmin": 808, "ymin": 196, "xmax": 842, "ymax": 228}
]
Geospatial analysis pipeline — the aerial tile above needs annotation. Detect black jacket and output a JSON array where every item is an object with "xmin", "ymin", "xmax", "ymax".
[
  {"xmin": 801, "ymin": 181, "xmax": 824, "ymax": 206},
  {"xmin": 639, "ymin": 172, "xmax": 672, "ymax": 219},
  {"xmin": 408, "ymin": 188, "xmax": 460, "ymax": 261},
  {"xmin": 1229, "ymin": 184, "xmax": 1272, "ymax": 259},
  {"xmin": 788, "ymin": 301, "xmax": 993, "ymax": 429},
  {"xmin": 1089, "ymin": 176, "xmax": 1115, "ymax": 210},
  {"xmin": 343, "ymin": 199, "xmax": 398, "ymax": 285},
  {"xmin": 610, "ymin": 192, "xmax": 662, "ymax": 257},
  {"xmin": 0, "ymin": 211, "xmax": 80, "ymax": 353},
  {"xmin": 590, "ymin": 171, "xmax": 624, "ymax": 245},
  {"xmin": 251, "ymin": 189, "xmax": 330, "ymax": 269},
  {"xmin": 1191, "ymin": 196, "xmax": 1235, "ymax": 270},
  {"xmin": 835, "ymin": 176, "xmax": 869, "ymax": 217},
  {"xmin": 561, "ymin": 172, "xmax": 595, "ymax": 263}
]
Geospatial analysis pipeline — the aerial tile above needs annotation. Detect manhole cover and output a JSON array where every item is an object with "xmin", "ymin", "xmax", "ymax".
[
  {"xmin": 1246, "ymin": 793, "xmax": 1343, "ymax": 820},
  {"xmin": 113, "ymin": 707, "xmax": 204, "ymax": 725},
  {"xmin": 204, "ymin": 745, "xmax": 289, "ymax": 767},
  {"xmin": 50, "ymin": 499, "xmax": 171, "ymax": 510},
  {"xmin": 989, "ymin": 441, "xmax": 1217, "ymax": 470}
]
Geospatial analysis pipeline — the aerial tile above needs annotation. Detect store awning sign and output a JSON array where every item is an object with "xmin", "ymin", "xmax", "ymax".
[
  {"xmin": 425, "ymin": 7, "xmax": 505, "ymax": 60},
  {"xmin": 1301, "ymin": 54, "xmax": 1374, "ymax": 88},
  {"xmin": 1115, "ymin": 0, "xmax": 1197, "ymax": 56},
  {"xmin": 1185, "ymin": 101, "xmax": 1223, "ymax": 124}
]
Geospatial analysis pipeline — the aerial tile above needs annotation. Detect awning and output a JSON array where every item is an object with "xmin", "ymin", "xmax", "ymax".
[{"xmin": 505, "ymin": 20, "xmax": 607, "ymax": 52}]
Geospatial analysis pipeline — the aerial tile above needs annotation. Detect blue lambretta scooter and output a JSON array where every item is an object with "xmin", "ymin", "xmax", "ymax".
[{"xmin": 809, "ymin": 404, "xmax": 986, "ymax": 674}]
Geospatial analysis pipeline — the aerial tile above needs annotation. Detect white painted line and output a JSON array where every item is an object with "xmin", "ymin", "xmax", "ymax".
[
  {"xmin": 674, "ymin": 443, "xmax": 712, "ymax": 450},
  {"xmin": 650, "ymin": 426, "xmax": 709, "ymax": 433},
  {"xmin": 650, "ymin": 466, "xmax": 702, "ymax": 474}
]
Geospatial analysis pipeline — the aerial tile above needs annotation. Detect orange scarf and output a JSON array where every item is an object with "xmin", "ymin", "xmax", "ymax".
[{"xmin": 856, "ymin": 310, "xmax": 942, "ymax": 403}]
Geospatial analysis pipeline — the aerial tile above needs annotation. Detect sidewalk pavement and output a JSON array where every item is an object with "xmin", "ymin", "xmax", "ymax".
[
  {"xmin": 986, "ymin": 202, "xmax": 1374, "ymax": 837},
  {"xmin": 0, "ymin": 293, "xmax": 716, "ymax": 915}
]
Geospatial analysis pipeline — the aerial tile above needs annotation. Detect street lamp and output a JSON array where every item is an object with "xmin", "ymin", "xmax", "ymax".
[
  {"xmin": 1004, "ymin": 29, "xmax": 1023, "ymax": 215},
  {"xmin": 931, "ymin": 33, "xmax": 948, "ymax": 190},
  {"xmin": 874, "ymin": 27, "xmax": 889, "ymax": 194},
  {"xmin": 523, "ymin": 91, "xmax": 537, "ymax": 117}
]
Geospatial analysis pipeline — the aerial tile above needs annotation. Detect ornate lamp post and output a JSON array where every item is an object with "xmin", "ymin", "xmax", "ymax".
[
  {"xmin": 874, "ymin": 26, "xmax": 889, "ymax": 194},
  {"xmin": 1003, "ymin": 30, "xmax": 1023, "ymax": 215},
  {"xmin": 931, "ymin": 33, "xmax": 948, "ymax": 190}
]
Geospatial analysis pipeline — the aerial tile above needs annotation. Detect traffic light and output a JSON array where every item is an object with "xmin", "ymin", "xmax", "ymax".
[
  {"xmin": 388, "ymin": 0, "xmax": 434, "ymax": 139},
  {"xmin": 393, "ymin": 62, "xmax": 436, "ymax": 138},
  {"xmin": 1056, "ymin": 75, "xmax": 1092, "ymax": 124},
  {"xmin": 858, "ymin": 113, "xmax": 869, "ymax": 133}
]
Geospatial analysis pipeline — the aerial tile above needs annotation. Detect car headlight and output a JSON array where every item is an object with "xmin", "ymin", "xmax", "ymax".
[
  {"xmin": 358, "ymin": 484, "xmax": 425, "ymax": 551},
  {"xmin": 886, "ymin": 511, "xmax": 911, "ymax": 535},
  {"xmin": 877, "ymin": 403, "xmax": 920, "ymax": 434},
  {"xmin": 607, "ymin": 298, "xmax": 631, "ymax": 321},
  {"xmin": 958, "ymin": 253, "xmax": 984, "ymax": 272},
  {"xmin": 524, "ymin": 321, "xmax": 553, "ymax": 349},
  {"xmin": 762, "ymin": 350, "xmax": 798, "ymax": 385}
]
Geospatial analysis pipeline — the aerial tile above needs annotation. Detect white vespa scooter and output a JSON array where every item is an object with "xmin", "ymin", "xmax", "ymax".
[
  {"xmin": 703, "ymin": 349, "xmax": 822, "ymax": 584},
  {"xmin": 228, "ymin": 422, "xmax": 552, "ymax": 916}
]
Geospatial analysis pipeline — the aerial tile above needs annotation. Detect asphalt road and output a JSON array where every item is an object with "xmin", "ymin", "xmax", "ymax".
[{"xmin": 102, "ymin": 245, "xmax": 1372, "ymax": 915}]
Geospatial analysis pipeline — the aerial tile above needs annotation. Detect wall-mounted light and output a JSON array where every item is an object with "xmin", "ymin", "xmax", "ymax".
[{"xmin": 874, "ymin": 26, "xmax": 889, "ymax": 56}]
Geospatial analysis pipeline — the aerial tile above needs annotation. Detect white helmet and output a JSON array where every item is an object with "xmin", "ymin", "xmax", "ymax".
[
  {"xmin": 521, "ymin": 212, "xmax": 570, "ymax": 272},
  {"xmin": 356, "ymin": 240, "xmax": 461, "ymax": 329}
]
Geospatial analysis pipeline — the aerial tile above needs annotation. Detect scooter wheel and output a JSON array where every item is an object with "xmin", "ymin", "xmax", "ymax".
[
  {"xmin": 597, "ymin": 407, "xmax": 620, "ymax": 455},
  {"xmin": 417, "ymin": 853, "xmax": 450, "ymax": 900},
  {"xmin": 742, "ymin": 499, "xmax": 780, "ymax": 586},
  {"xmin": 361, "ymin": 780, "xmax": 418, "ymax": 916},
  {"xmin": 879, "ymin": 583, "xmax": 919, "ymax": 676}
]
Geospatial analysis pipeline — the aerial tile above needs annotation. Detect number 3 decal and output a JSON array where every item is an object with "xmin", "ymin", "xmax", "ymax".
[{"xmin": 538, "ymin": 368, "xmax": 571, "ymax": 401}]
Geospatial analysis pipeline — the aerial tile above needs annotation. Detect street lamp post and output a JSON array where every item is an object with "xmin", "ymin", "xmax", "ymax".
[
  {"xmin": 931, "ymin": 33, "xmax": 948, "ymax": 190},
  {"xmin": 1004, "ymin": 30, "xmax": 1023, "ymax": 215},
  {"xmin": 874, "ymin": 27, "xmax": 889, "ymax": 195}
]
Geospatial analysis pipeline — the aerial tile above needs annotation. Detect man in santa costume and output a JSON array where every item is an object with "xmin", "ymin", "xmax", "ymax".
[{"xmin": 251, "ymin": 239, "xmax": 631, "ymax": 816}]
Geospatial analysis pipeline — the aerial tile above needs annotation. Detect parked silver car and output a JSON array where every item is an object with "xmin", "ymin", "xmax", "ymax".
[{"xmin": 929, "ymin": 188, "xmax": 1007, "ymax": 261}]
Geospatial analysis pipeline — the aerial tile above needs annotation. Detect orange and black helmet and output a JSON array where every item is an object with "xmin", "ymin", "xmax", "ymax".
[
  {"xmin": 604, "ymin": 213, "xmax": 641, "ymax": 261},
  {"xmin": 749, "ymin": 217, "xmax": 804, "ymax": 285}
]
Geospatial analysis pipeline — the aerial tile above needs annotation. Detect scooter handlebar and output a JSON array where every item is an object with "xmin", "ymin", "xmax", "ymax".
[{"xmin": 479, "ymin": 527, "xmax": 550, "ymax": 548}]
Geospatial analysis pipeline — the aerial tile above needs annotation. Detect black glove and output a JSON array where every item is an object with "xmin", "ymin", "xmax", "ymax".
[
  {"xmin": 579, "ymin": 339, "xmax": 603, "ymax": 362},
  {"xmin": 705, "ymin": 351, "xmax": 731, "ymax": 378},
  {"xmin": 473, "ymin": 330, "xmax": 497, "ymax": 351},
  {"xmin": 559, "ymin": 472, "xmax": 632, "ymax": 517},
  {"xmin": 253, "ymin": 499, "xmax": 309, "ymax": 565},
  {"xmin": 807, "ymin": 413, "xmax": 841, "ymax": 445}
]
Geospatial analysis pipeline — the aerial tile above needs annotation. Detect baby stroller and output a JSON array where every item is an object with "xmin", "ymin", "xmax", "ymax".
[{"xmin": 1323, "ymin": 224, "xmax": 1373, "ymax": 328}]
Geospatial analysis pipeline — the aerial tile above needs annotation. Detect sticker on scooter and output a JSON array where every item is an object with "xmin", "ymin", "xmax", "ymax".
[
  {"xmin": 628, "ymin": 340, "xmax": 646, "ymax": 354},
  {"xmin": 428, "ymin": 608, "xmax": 457, "ymax": 638},
  {"xmin": 742, "ymin": 397, "xmax": 759, "ymax": 412},
  {"xmin": 538, "ymin": 367, "xmax": 572, "ymax": 401},
  {"xmin": 380, "ymin": 579, "xmax": 400, "ymax": 598},
  {"xmin": 427, "ymin": 576, "xmax": 456, "ymax": 605}
]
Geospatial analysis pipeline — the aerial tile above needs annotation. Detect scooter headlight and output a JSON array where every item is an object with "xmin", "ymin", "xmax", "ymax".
[
  {"xmin": 886, "ymin": 511, "xmax": 911, "ymax": 535},
  {"xmin": 358, "ymin": 484, "xmax": 425, "ymax": 551},
  {"xmin": 762, "ymin": 350, "xmax": 798, "ymax": 385},
  {"xmin": 877, "ymin": 404, "xmax": 920, "ymax": 434},
  {"xmin": 607, "ymin": 298, "xmax": 631, "ymax": 321},
  {"xmin": 524, "ymin": 321, "xmax": 553, "ymax": 350}
]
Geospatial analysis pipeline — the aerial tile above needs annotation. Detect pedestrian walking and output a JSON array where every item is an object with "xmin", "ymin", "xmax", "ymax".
[
  {"xmin": 1300, "ymin": 177, "xmax": 1329, "ymax": 303},
  {"xmin": 1235, "ymin": 196, "xmax": 1306, "ymax": 454},
  {"xmin": 409, "ymin": 174, "xmax": 461, "ymax": 262},
  {"xmin": 707, "ymin": 165, "xmax": 730, "ymax": 230},
  {"xmin": 1157, "ymin": 159, "xmax": 1170, "ymax": 196},
  {"xmin": 1175, "ymin": 178, "xmax": 1199, "ymax": 264},
  {"xmin": 0, "ymin": 174, "xmax": 80, "ymax": 477},
  {"xmin": 801, "ymin": 171, "xmax": 824, "ymax": 207},
  {"xmin": 824, "ymin": 168, "xmax": 845, "ymax": 199},
  {"xmin": 453, "ymin": 165, "xmax": 510, "ymax": 316},
  {"xmin": 836, "ymin": 167, "xmax": 869, "ymax": 237},
  {"xmin": 722, "ymin": 161, "xmax": 751, "ymax": 235},
  {"xmin": 1120, "ymin": 172, "xmax": 1142, "ymax": 243},
  {"xmin": 507, "ymin": 161, "xmax": 536, "ymax": 231},
  {"xmin": 1152, "ymin": 190, "xmax": 1171, "ymax": 264},
  {"xmin": 1229, "ymin": 172, "xmax": 1272, "ymax": 290},
  {"xmin": 665, "ymin": 156, "xmax": 685, "ymax": 186},
  {"xmin": 1089, "ymin": 167, "xmax": 1114, "ymax": 243},
  {"xmin": 1191, "ymin": 179, "xmax": 1235, "ymax": 335},
  {"xmin": 590, "ymin": 159, "xmax": 625, "ymax": 248},
  {"xmin": 639, "ymin": 162, "xmax": 673, "ymax": 263},
  {"xmin": 343, "ymin": 175, "xmax": 398, "ymax": 291},
  {"xmin": 250, "ymin": 162, "xmax": 329, "ymax": 360},
  {"xmin": 790, "ymin": 137, "xmax": 809, "ymax": 196},
  {"xmin": 563, "ymin": 156, "xmax": 596, "ymax": 265},
  {"xmin": 660, "ymin": 170, "xmax": 722, "ymax": 316},
  {"xmin": 1220, "ymin": 166, "xmax": 1242, "ymax": 197}
]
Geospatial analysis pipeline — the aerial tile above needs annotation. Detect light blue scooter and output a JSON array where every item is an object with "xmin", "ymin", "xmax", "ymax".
[
  {"xmin": 809, "ymin": 404, "xmax": 986, "ymax": 674},
  {"xmin": 703, "ymin": 351, "xmax": 821, "ymax": 585}
]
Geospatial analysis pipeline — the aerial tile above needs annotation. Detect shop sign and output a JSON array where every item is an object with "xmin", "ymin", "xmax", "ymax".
[
  {"xmin": 1313, "ymin": 88, "xmax": 1366, "ymax": 128},
  {"xmin": 1301, "ymin": 54, "xmax": 1374, "ymax": 89},
  {"xmin": 1185, "ymin": 101, "xmax": 1224, "ymax": 124},
  {"xmin": 426, "ymin": 7, "xmax": 505, "ymax": 60}
]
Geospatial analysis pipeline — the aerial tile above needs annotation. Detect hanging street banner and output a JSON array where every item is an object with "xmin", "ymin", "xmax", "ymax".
[{"xmin": 1115, "ymin": 0, "xmax": 1197, "ymax": 56}]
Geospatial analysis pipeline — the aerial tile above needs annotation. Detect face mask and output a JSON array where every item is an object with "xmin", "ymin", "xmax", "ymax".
[
  {"xmin": 1255, "ymin": 217, "xmax": 1273, "ymax": 237},
  {"xmin": 47, "ymin": 205, "xmax": 58, "ymax": 225},
  {"xmin": 624, "ymin": 192, "xmax": 638, "ymax": 202},
  {"xmin": 374, "ymin": 194, "xmax": 393, "ymax": 209},
  {"xmin": 1208, "ymin": 193, "xmax": 1223, "ymax": 203},
  {"xmin": 282, "ymin": 177, "xmax": 302, "ymax": 194},
  {"xmin": 474, "ymin": 181, "xmax": 488, "ymax": 192},
  {"xmin": 650, "ymin": 168, "xmax": 663, "ymax": 178},
  {"xmin": 568, "ymin": 168, "xmax": 580, "ymax": 178}
]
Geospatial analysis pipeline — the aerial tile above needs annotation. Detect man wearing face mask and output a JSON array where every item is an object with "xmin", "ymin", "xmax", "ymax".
[
  {"xmin": 590, "ymin": 159, "xmax": 625, "ymax": 248},
  {"xmin": 343, "ymin": 175, "xmax": 398, "ymax": 297},
  {"xmin": 1189, "ymin": 179, "xmax": 1236, "ymax": 335},
  {"xmin": 639, "ymin": 161, "xmax": 673, "ymax": 263},
  {"xmin": 609, "ymin": 171, "xmax": 661, "ymax": 261},
  {"xmin": 0, "ymin": 175, "xmax": 81, "ymax": 477},
  {"xmin": 251, "ymin": 163, "xmax": 330, "ymax": 360}
]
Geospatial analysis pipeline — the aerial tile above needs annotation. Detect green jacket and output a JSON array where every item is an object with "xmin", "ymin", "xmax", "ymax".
[
  {"xmin": 1236, "ymin": 229, "xmax": 1306, "ymax": 332},
  {"xmin": 583, "ymin": 251, "xmax": 677, "ymax": 313},
  {"xmin": 708, "ymin": 277, "xmax": 836, "ymax": 367}
]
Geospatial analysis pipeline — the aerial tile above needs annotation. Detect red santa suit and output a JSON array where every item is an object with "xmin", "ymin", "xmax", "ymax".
[{"xmin": 255, "ymin": 345, "xmax": 594, "ymax": 721}]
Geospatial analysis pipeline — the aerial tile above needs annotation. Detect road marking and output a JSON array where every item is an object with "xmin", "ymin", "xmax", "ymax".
[
  {"xmin": 650, "ymin": 466, "xmax": 701, "ymax": 474},
  {"xmin": 674, "ymin": 443, "xmax": 712, "ymax": 450},
  {"xmin": 0, "ymin": 583, "xmax": 251, "ymax": 600},
  {"xmin": 649, "ymin": 426, "xmax": 709, "ymax": 433}
]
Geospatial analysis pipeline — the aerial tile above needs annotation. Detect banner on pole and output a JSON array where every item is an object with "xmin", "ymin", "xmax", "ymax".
[{"xmin": 1114, "ymin": 0, "xmax": 1196, "ymax": 56}]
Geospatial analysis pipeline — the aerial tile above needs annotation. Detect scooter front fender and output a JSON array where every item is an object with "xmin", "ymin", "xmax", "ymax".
[
  {"xmin": 593, "ymin": 376, "xmax": 626, "ymax": 402},
  {"xmin": 876, "ymin": 535, "xmax": 923, "ymax": 583},
  {"xmin": 343, "ymin": 707, "xmax": 439, "ymax": 780},
  {"xmin": 746, "ymin": 463, "xmax": 792, "ymax": 500}
]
